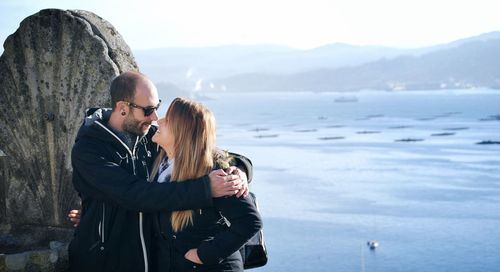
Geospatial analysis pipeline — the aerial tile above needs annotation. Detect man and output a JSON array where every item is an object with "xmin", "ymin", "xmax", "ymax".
[{"xmin": 69, "ymin": 71, "xmax": 251, "ymax": 272}]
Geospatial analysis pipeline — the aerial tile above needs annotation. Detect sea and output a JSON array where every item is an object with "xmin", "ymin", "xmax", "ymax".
[{"xmin": 160, "ymin": 89, "xmax": 500, "ymax": 272}]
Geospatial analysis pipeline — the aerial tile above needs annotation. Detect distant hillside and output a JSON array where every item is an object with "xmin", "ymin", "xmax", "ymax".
[
  {"xmin": 134, "ymin": 31, "xmax": 500, "ymax": 92},
  {"xmin": 420, "ymin": 31, "xmax": 500, "ymax": 53},
  {"xmin": 210, "ymin": 37, "xmax": 500, "ymax": 92},
  {"xmin": 135, "ymin": 44, "xmax": 410, "ymax": 84},
  {"xmin": 135, "ymin": 45, "xmax": 295, "ymax": 84}
]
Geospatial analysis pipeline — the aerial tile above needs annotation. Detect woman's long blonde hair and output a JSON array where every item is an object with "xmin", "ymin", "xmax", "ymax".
[{"xmin": 150, "ymin": 97, "xmax": 216, "ymax": 232}]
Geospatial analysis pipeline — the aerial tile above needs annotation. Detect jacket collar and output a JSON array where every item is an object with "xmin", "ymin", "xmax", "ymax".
[
  {"xmin": 76, "ymin": 108, "xmax": 139, "ymax": 157},
  {"xmin": 94, "ymin": 120, "xmax": 138, "ymax": 157}
]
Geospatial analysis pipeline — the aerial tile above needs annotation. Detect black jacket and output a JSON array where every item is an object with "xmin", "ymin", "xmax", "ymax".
[
  {"xmin": 152, "ymin": 161, "xmax": 262, "ymax": 272},
  {"xmin": 68, "ymin": 109, "xmax": 214, "ymax": 272}
]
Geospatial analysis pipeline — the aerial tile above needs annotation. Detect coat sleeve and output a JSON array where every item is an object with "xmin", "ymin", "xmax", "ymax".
[
  {"xmin": 196, "ymin": 194, "xmax": 262, "ymax": 265},
  {"xmin": 71, "ymin": 141, "xmax": 213, "ymax": 212}
]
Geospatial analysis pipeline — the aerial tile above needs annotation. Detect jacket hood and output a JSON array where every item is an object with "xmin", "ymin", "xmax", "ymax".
[
  {"xmin": 84, "ymin": 108, "xmax": 113, "ymax": 127},
  {"xmin": 75, "ymin": 108, "xmax": 114, "ymax": 143}
]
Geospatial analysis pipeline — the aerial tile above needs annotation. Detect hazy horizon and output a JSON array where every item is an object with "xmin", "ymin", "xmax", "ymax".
[
  {"xmin": 2, "ymin": 0, "xmax": 500, "ymax": 52},
  {"xmin": 129, "ymin": 30, "xmax": 498, "ymax": 51}
]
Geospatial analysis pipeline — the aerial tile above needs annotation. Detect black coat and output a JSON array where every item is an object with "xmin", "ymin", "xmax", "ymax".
[
  {"xmin": 152, "ymin": 161, "xmax": 262, "ymax": 272},
  {"xmin": 69, "ymin": 109, "xmax": 213, "ymax": 272}
]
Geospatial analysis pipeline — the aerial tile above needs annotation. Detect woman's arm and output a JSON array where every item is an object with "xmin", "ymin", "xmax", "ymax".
[{"xmin": 192, "ymin": 194, "xmax": 263, "ymax": 265}]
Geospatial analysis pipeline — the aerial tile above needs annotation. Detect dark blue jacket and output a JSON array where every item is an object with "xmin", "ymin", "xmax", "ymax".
[
  {"xmin": 68, "ymin": 108, "xmax": 213, "ymax": 272},
  {"xmin": 152, "ymin": 159, "xmax": 262, "ymax": 272}
]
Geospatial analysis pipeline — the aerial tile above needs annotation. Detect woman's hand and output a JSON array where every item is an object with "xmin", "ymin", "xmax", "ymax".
[{"xmin": 184, "ymin": 248, "xmax": 203, "ymax": 264}]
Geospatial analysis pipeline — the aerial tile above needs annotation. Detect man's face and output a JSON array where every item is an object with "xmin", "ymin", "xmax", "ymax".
[{"xmin": 123, "ymin": 80, "xmax": 160, "ymax": 136}]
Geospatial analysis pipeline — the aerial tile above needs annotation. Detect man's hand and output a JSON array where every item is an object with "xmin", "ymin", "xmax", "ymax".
[
  {"xmin": 68, "ymin": 209, "xmax": 81, "ymax": 227},
  {"xmin": 227, "ymin": 167, "xmax": 249, "ymax": 197},
  {"xmin": 208, "ymin": 166, "xmax": 248, "ymax": 197}
]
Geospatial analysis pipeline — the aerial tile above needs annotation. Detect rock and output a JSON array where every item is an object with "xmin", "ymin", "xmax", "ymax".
[
  {"xmin": 49, "ymin": 241, "xmax": 64, "ymax": 250},
  {"xmin": 0, "ymin": 243, "xmax": 69, "ymax": 271},
  {"xmin": 69, "ymin": 10, "xmax": 138, "ymax": 73},
  {"xmin": 0, "ymin": 8, "xmax": 138, "ymax": 229},
  {"xmin": 0, "ymin": 8, "xmax": 139, "ymax": 271},
  {"xmin": 5, "ymin": 252, "xmax": 28, "ymax": 270},
  {"xmin": 27, "ymin": 251, "xmax": 52, "ymax": 271}
]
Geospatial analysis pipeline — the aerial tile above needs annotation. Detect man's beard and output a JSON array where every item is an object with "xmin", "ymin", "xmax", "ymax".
[{"xmin": 123, "ymin": 114, "xmax": 151, "ymax": 136}]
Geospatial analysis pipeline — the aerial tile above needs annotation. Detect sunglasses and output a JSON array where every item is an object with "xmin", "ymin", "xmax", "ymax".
[{"xmin": 124, "ymin": 99, "xmax": 162, "ymax": 117}]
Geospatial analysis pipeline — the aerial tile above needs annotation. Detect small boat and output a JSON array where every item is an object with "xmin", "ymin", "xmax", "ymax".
[
  {"xmin": 388, "ymin": 125, "xmax": 412, "ymax": 129},
  {"xmin": 249, "ymin": 127, "xmax": 270, "ymax": 132},
  {"xmin": 356, "ymin": 130, "xmax": 381, "ymax": 134},
  {"xmin": 395, "ymin": 138, "xmax": 424, "ymax": 142},
  {"xmin": 367, "ymin": 240, "xmax": 379, "ymax": 250},
  {"xmin": 254, "ymin": 134, "xmax": 279, "ymax": 139},
  {"xmin": 294, "ymin": 129, "xmax": 318, "ymax": 133},
  {"xmin": 479, "ymin": 114, "xmax": 500, "ymax": 121},
  {"xmin": 431, "ymin": 132, "xmax": 455, "ymax": 137},
  {"xmin": 476, "ymin": 140, "xmax": 500, "ymax": 145},
  {"xmin": 443, "ymin": 127, "xmax": 469, "ymax": 131},
  {"xmin": 317, "ymin": 136, "xmax": 345, "ymax": 141}
]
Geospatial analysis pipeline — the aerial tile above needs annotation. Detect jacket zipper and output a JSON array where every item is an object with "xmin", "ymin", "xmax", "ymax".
[
  {"xmin": 133, "ymin": 137, "xmax": 149, "ymax": 272},
  {"xmin": 139, "ymin": 212, "xmax": 148, "ymax": 272},
  {"xmin": 132, "ymin": 136, "xmax": 138, "ymax": 175},
  {"xmin": 95, "ymin": 121, "xmax": 149, "ymax": 272}
]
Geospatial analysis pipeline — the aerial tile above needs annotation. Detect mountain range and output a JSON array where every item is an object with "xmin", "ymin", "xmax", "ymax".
[{"xmin": 134, "ymin": 31, "xmax": 500, "ymax": 93}]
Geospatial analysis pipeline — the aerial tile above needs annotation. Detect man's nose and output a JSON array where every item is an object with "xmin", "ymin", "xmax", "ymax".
[{"xmin": 149, "ymin": 110, "xmax": 159, "ymax": 121}]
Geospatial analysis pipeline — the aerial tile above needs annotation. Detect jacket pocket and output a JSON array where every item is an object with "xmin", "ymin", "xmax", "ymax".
[
  {"xmin": 84, "ymin": 203, "xmax": 107, "ymax": 270},
  {"xmin": 178, "ymin": 254, "xmax": 224, "ymax": 272},
  {"xmin": 183, "ymin": 257, "xmax": 199, "ymax": 271}
]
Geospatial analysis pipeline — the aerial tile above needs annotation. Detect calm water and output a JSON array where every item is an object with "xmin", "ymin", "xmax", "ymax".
[{"xmin": 162, "ymin": 89, "xmax": 500, "ymax": 272}]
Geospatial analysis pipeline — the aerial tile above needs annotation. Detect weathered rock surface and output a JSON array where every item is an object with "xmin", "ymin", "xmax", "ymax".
[
  {"xmin": 0, "ymin": 9, "xmax": 138, "ymax": 267},
  {"xmin": 0, "ymin": 239, "xmax": 68, "ymax": 272}
]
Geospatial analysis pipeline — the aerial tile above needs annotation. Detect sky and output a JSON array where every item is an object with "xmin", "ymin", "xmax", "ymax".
[{"xmin": 1, "ymin": 0, "xmax": 500, "ymax": 51}]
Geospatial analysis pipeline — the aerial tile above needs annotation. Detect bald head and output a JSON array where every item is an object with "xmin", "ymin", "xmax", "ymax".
[{"xmin": 110, "ymin": 71, "xmax": 153, "ymax": 110}]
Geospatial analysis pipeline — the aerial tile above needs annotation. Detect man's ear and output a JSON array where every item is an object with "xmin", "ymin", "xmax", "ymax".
[{"xmin": 116, "ymin": 101, "xmax": 129, "ymax": 115}]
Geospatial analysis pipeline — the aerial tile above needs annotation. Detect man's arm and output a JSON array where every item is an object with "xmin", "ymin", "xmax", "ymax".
[{"xmin": 72, "ymin": 142, "xmax": 240, "ymax": 212}]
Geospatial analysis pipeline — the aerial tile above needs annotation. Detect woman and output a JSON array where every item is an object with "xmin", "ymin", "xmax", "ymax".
[{"xmin": 150, "ymin": 97, "xmax": 262, "ymax": 272}]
